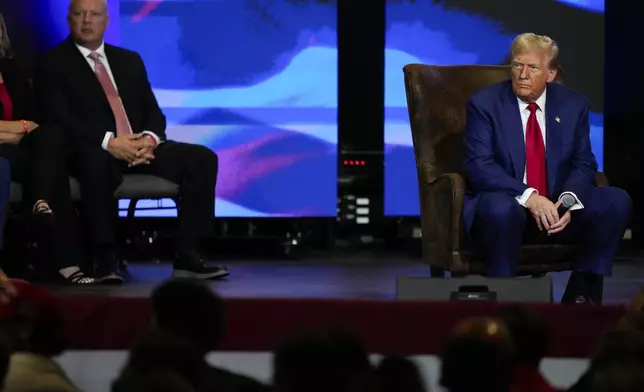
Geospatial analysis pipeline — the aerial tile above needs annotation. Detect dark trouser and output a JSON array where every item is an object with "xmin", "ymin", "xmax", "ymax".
[
  {"xmin": 0, "ymin": 125, "xmax": 81, "ymax": 269},
  {"xmin": 69, "ymin": 140, "xmax": 218, "ymax": 253},
  {"xmin": 472, "ymin": 187, "xmax": 631, "ymax": 303},
  {"xmin": 0, "ymin": 157, "xmax": 10, "ymax": 250},
  {"xmin": 471, "ymin": 187, "xmax": 631, "ymax": 278}
]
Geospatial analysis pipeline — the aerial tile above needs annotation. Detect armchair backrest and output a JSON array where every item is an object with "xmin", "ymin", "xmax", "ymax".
[
  {"xmin": 402, "ymin": 64, "xmax": 564, "ymax": 184},
  {"xmin": 403, "ymin": 65, "xmax": 512, "ymax": 184}
]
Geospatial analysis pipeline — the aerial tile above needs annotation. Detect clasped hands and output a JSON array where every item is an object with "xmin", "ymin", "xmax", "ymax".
[
  {"xmin": 107, "ymin": 133, "xmax": 156, "ymax": 166},
  {"xmin": 525, "ymin": 193, "xmax": 571, "ymax": 235}
]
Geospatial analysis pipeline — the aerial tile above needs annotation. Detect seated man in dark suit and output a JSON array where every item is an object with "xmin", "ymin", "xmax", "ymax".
[
  {"xmin": 34, "ymin": 0, "xmax": 228, "ymax": 283},
  {"xmin": 462, "ymin": 33, "xmax": 631, "ymax": 304}
]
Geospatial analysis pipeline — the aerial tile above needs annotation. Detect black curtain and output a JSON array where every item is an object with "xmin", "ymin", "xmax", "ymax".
[{"xmin": 604, "ymin": 2, "xmax": 644, "ymax": 242}]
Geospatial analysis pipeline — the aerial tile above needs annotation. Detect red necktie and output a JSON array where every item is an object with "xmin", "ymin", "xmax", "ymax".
[
  {"xmin": 525, "ymin": 102, "xmax": 547, "ymax": 196},
  {"xmin": 0, "ymin": 82, "xmax": 13, "ymax": 121}
]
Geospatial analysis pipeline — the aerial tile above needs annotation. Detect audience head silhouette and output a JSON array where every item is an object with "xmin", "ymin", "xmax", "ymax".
[
  {"xmin": 0, "ymin": 280, "xmax": 66, "ymax": 357},
  {"xmin": 617, "ymin": 288, "xmax": 644, "ymax": 331},
  {"xmin": 151, "ymin": 280, "xmax": 224, "ymax": 354},
  {"xmin": 112, "ymin": 329, "xmax": 201, "ymax": 392},
  {"xmin": 374, "ymin": 356, "xmax": 426, "ymax": 392},
  {"xmin": 494, "ymin": 304, "xmax": 549, "ymax": 367},
  {"xmin": 586, "ymin": 362, "xmax": 644, "ymax": 392},
  {"xmin": 591, "ymin": 329, "xmax": 644, "ymax": 369},
  {"xmin": 273, "ymin": 327, "xmax": 372, "ymax": 392},
  {"xmin": 440, "ymin": 317, "xmax": 515, "ymax": 392}
]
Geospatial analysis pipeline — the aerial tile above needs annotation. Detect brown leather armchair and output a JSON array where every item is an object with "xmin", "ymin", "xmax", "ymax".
[{"xmin": 403, "ymin": 64, "xmax": 608, "ymax": 277}]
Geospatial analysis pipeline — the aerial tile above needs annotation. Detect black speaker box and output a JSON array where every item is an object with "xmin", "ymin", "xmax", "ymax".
[{"xmin": 396, "ymin": 275, "xmax": 553, "ymax": 303}]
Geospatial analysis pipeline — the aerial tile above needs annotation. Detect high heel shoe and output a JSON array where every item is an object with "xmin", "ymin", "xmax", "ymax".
[
  {"xmin": 59, "ymin": 269, "xmax": 95, "ymax": 285},
  {"xmin": 32, "ymin": 200, "xmax": 53, "ymax": 215}
]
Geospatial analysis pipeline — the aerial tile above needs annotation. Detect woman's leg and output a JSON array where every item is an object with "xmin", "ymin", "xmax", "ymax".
[
  {"xmin": 0, "ymin": 157, "xmax": 12, "ymax": 251},
  {"xmin": 19, "ymin": 126, "xmax": 94, "ymax": 284},
  {"xmin": 19, "ymin": 125, "xmax": 60, "ymax": 209}
]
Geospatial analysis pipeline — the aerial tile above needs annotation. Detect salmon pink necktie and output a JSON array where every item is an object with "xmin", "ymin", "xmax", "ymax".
[
  {"xmin": 525, "ymin": 102, "xmax": 547, "ymax": 197},
  {"xmin": 88, "ymin": 52, "xmax": 132, "ymax": 137}
]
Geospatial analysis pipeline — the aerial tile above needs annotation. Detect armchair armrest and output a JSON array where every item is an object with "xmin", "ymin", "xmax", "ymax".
[{"xmin": 418, "ymin": 172, "xmax": 466, "ymax": 269}]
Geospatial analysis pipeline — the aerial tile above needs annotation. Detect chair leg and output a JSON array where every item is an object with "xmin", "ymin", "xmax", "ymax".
[
  {"xmin": 127, "ymin": 199, "xmax": 138, "ymax": 219},
  {"xmin": 429, "ymin": 266, "xmax": 446, "ymax": 278},
  {"xmin": 121, "ymin": 199, "xmax": 139, "ymax": 272}
]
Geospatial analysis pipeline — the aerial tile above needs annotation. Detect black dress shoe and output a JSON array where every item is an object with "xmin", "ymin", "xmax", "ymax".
[
  {"xmin": 96, "ymin": 272, "xmax": 124, "ymax": 285},
  {"xmin": 562, "ymin": 271, "xmax": 603, "ymax": 304},
  {"xmin": 95, "ymin": 248, "xmax": 124, "ymax": 285},
  {"xmin": 172, "ymin": 251, "xmax": 229, "ymax": 280}
]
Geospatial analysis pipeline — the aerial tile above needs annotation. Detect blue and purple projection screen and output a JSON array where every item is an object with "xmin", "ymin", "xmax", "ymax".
[
  {"xmin": 384, "ymin": 0, "xmax": 604, "ymax": 216},
  {"xmin": 44, "ymin": 0, "xmax": 338, "ymax": 218}
]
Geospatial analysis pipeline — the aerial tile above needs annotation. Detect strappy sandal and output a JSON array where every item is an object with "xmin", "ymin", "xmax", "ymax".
[
  {"xmin": 33, "ymin": 200, "xmax": 53, "ymax": 215},
  {"xmin": 30, "ymin": 201, "xmax": 56, "ymax": 236},
  {"xmin": 62, "ymin": 270, "xmax": 95, "ymax": 285}
]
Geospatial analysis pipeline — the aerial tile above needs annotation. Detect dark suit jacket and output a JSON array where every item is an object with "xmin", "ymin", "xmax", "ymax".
[
  {"xmin": 34, "ymin": 37, "xmax": 166, "ymax": 148},
  {"xmin": 461, "ymin": 80, "xmax": 598, "ymax": 234}
]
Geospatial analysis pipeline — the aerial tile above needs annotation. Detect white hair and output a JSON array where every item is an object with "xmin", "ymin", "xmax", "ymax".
[{"xmin": 510, "ymin": 32, "xmax": 559, "ymax": 70}]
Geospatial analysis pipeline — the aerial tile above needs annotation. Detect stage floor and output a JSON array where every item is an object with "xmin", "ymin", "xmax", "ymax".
[
  {"xmin": 49, "ymin": 253, "xmax": 644, "ymax": 304},
  {"xmin": 38, "ymin": 252, "xmax": 636, "ymax": 356}
]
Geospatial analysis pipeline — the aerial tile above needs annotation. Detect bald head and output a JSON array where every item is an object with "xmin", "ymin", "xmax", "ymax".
[
  {"xmin": 69, "ymin": 0, "xmax": 107, "ymax": 11},
  {"xmin": 68, "ymin": 0, "xmax": 109, "ymax": 50}
]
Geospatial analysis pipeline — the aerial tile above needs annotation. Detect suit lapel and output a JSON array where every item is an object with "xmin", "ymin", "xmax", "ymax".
[
  {"xmin": 501, "ymin": 83, "xmax": 526, "ymax": 180},
  {"xmin": 104, "ymin": 45, "xmax": 135, "ymax": 120},
  {"xmin": 104, "ymin": 45, "xmax": 128, "ymax": 96},
  {"xmin": 545, "ymin": 84, "xmax": 560, "ymax": 195},
  {"xmin": 63, "ymin": 38, "xmax": 109, "ymax": 107}
]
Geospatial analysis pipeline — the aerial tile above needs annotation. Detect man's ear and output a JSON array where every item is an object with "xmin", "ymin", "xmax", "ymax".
[{"xmin": 547, "ymin": 68, "xmax": 557, "ymax": 83}]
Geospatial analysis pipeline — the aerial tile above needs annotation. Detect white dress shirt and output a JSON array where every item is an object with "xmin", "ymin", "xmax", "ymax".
[
  {"xmin": 514, "ymin": 88, "xmax": 583, "ymax": 210},
  {"xmin": 75, "ymin": 43, "xmax": 162, "ymax": 150}
]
